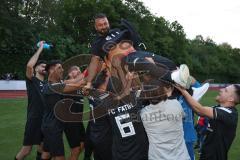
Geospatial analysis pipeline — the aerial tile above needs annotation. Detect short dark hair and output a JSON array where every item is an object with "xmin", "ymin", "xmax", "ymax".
[
  {"xmin": 45, "ymin": 60, "xmax": 62, "ymax": 72},
  {"xmin": 94, "ymin": 13, "xmax": 107, "ymax": 21},
  {"xmin": 233, "ymin": 84, "xmax": 240, "ymax": 104},
  {"xmin": 34, "ymin": 60, "xmax": 47, "ymax": 69}
]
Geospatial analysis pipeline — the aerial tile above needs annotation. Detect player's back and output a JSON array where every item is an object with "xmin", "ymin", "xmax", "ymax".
[
  {"xmin": 108, "ymin": 99, "xmax": 148, "ymax": 160},
  {"xmin": 140, "ymin": 98, "xmax": 190, "ymax": 160}
]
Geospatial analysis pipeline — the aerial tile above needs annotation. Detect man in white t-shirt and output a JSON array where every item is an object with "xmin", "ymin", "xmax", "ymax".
[{"xmin": 140, "ymin": 80, "xmax": 190, "ymax": 160}]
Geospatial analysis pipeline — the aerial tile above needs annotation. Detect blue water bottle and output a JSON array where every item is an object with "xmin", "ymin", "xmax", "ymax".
[{"xmin": 37, "ymin": 41, "xmax": 53, "ymax": 49}]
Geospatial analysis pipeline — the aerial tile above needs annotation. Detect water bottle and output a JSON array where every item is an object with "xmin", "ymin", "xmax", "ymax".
[{"xmin": 37, "ymin": 42, "xmax": 53, "ymax": 49}]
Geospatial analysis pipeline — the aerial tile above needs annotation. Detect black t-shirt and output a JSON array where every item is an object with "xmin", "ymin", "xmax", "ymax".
[
  {"xmin": 26, "ymin": 76, "xmax": 45, "ymax": 119},
  {"xmin": 42, "ymin": 82, "xmax": 65, "ymax": 127},
  {"xmin": 200, "ymin": 105, "xmax": 238, "ymax": 160},
  {"xmin": 64, "ymin": 95, "xmax": 84, "ymax": 113},
  {"xmin": 90, "ymin": 28, "xmax": 130, "ymax": 60},
  {"xmin": 108, "ymin": 96, "xmax": 148, "ymax": 160}
]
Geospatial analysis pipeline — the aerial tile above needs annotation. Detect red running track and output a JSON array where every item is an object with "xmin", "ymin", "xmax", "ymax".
[
  {"xmin": 0, "ymin": 87, "xmax": 221, "ymax": 99},
  {"xmin": 0, "ymin": 90, "xmax": 27, "ymax": 99}
]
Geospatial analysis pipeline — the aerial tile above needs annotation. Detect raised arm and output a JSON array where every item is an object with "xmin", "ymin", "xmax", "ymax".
[
  {"xmin": 50, "ymin": 79, "xmax": 86, "ymax": 94},
  {"xmin": 85, "ymin": 55, "xmax": 101, "ymax": 88},
  {"xmin": 64, "ymin": 73, "xmax": 85, "ymax": 84},
  {"xmin": 26, "ymin": 41, "xmax": 44, "ymax": 80},
  {"xmin": 177, "ymin": 86, "xmax": 214, "ymax": 118},
  {"xmin": 63, "ymin": 81, "xmax": 86, "ymax": 93},
  {"xmin": 63, "ymin": 76, "xmax": 87, "ymax": 93}
]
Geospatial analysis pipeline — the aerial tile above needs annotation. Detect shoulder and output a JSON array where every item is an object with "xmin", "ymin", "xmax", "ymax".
[
  {"xmin": 90, "ymin": 36, "xmax": 106, "ymax": 56},
  {"xmin": 216, "ymin": 107, "xmax": 233, "ymax": 113},
  {"xmin": 26, "ymin": 76, "xmax": 39, "ymax": 83},
  {"xmin": 167, "ymin": 99, "xmax": 182, "ymax": 106},
  {"xmin": 165, "ymin": 99, "xmax": 184, "ymax": 112},
  {"xmin": 214, "ymin": 106, "xmax": 237, "ymax": 115},
  {"xmin": 213, "ymin": 106, "xmax": 238, "ymax": 125}
]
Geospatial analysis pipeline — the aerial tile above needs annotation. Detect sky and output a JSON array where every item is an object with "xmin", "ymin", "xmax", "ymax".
[{"xmin": 141, "ymin": 0, "xmax": 240, "ymax": 48}]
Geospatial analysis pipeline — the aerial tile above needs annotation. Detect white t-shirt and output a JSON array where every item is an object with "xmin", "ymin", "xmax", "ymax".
[{"xmin": 140, "ymin": 99, "xmax": 190, "ymax": 160}]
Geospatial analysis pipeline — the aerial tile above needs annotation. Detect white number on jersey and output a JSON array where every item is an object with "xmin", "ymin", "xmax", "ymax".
[{"xmin": 115, "ymin": 113, "xmax": 136, "ymax": 138}]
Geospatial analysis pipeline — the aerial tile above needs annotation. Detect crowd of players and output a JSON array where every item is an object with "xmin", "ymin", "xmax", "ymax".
[{"xmin": 14, "ymin": 13, "xmax": 240, "ymax": 160}]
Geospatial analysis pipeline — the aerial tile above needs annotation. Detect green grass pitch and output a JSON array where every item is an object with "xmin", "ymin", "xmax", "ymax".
[{"xmin": 0, "ymin": 91, "xmax": 239, "ymax": 159}]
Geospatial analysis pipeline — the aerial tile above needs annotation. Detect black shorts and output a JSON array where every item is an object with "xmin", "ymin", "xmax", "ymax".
[
  {"xmin": 23, "ymin": 118, "xmax": 43, "ymax": 145},
  {"xmin": 41, "ymin": 119, "xmax": 65, "ymax": 157},
  {"xmin": 93, "ymin": 138, "xmax": 112, "ymax": 160},
  {"xmin": 87, "ymin": 121, "xmax": 112, "ymax": 160},
  {"xmin": 64, "ymin": 122, "xmax": 86, "ymax": 148}
]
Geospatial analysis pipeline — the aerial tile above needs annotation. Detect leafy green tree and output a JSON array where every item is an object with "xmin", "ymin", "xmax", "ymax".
[{"xmin": 0, "ymin": 0, "xmax": 239, "ymax": 82}]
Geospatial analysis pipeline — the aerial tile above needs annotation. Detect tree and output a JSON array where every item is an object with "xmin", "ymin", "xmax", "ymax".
[{"xmin": 0, "ymin": 0, "xmax": 239, "ymax": 82}]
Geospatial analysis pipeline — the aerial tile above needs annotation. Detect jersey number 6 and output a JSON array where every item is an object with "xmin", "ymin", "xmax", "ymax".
[{"xmin": 115, "ymin": 113, "xmax": 136, "ymax": 138}]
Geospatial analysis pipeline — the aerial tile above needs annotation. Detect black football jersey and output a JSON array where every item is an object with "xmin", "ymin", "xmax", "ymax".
[
  {"xmin": 26, "ymin": 76, "xmax": 45, "ymax": 119},
  {"xmin": 90, "ymin": 28, "xmax": 129, "ymax": 60},
  {"xmin": 108, "ymin": 97, "xmax": 148, "ymax": 160}
]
